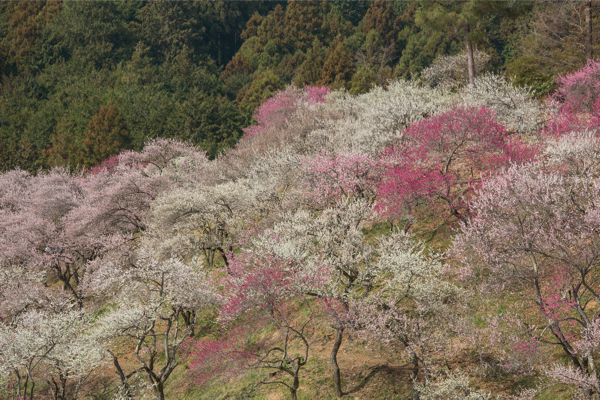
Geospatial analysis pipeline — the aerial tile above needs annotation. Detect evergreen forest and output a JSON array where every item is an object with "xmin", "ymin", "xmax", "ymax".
[{"xmin": 0, "ymin": 0, "xmax": 596, "ymax": 172}]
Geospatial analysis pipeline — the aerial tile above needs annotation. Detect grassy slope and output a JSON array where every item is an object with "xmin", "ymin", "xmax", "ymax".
[{"xmin": 158, "ymin": 220, "xmax": 579, "ymax": 400}]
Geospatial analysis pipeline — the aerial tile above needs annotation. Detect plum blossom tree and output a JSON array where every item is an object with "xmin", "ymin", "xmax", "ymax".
[
  {"xmin": 93, "ymin": 248, "xmax": 217, "ymax": 400},
  {"xmin": 545, "ymin": 318, "xmax": 600, "ymax": 396},
  {"xmin": 312, "ymin": 80, "xmax": 454, "ymax": 155},
  {"xmin": 542, "ymin": 104, "xmax": 600, "ymax": 138},
  {"xmin": 0, "ymin": 309, "xmax": 104, "ymax": 400},
  {"xmin": 413, "ymin": 372, "xmax": 490, "ymax": 400},
  {"xmin": 217, "ymin": 86, "xmax": 331, "ymax": 186},
  {"xmin": 0, "ymin": 168, "xmax": 97, "ymax": 308},
  {"xmin": 421, "ymin": 49, "xmax": 491, "ymax": 92},
  {"xmin": 192, "ymin": 239, "xmax": 329, "ymax": 399},
  {"xmin": 187, "ymin": 328, "xmax": 252, "ymax": 391},
  {"xmin": 350, "ymin": 231, "xmax": 465, "ymax": 400},
  {"xmin": 0, "ymin": 139, "xmax": 210, "ymax": 309},
  {"xmin": 460, "ymin": 74, "xmax": 543, "ymax": 133},
  {"xmin": 241, "ymin": 85, "xmax": 330, "ymax": 143},
  {"xmin": 377, "ymin": 106, "xmax": 535, "ymax": 233},
  {"xmin": 454, "ymin": 162, "xmax": 600, "ymax": 396},
  {"xmin": 544, "ymin": 130, "xmax": 600, "ymax": 177},
  {"xmin": 251, "ymin": 198, "xmax": 379, "ymax": 397},
  {"xmin": 543, "ymin": 60, "xmax": 600, "ymax": 137},
  {"xmin": 301, "ymin": 150, "xmax": 383, "ymax": 208},
  {"xmin": 192, "ymin": 246, "xmax": 329, "ymax": 400},
  {"xmin": 73, "ymin": 138, "xmax": 211, "ymax": 237},
  {"xmin": 553, "ymin": 59, "xmax": 600, "ymax": 113},
  {"xmin": 148, "ymin": 179, "xmax": 260, "ymax": 268},
  {"xmin": 0, "ymin": 267, "xmax": 52, "ymax": 322},
  {"xmin": 245, "ymin": 147, "xmax": 305, "ymax": 213}
]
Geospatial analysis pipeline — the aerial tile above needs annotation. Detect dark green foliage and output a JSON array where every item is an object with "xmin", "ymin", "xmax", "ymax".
[
  {"xmin": 173, "ymin": 92, "xmax": 248, "ymax": 159},
  {"xmin": 396, "ymin": 30, "xmax": 457, "ymax": 79},
  {"xmin": 36, "ymin": 1, "xmax": 138, "ymax": 69},
  {"xmin": 43, "ymin": 117, "xmax": 86, "ymax": 169},
  {"xmin": 505, "ymin": 56, "xmax": 558, "ymax": 97},
  {"xmin": 503, "ymin": 1, "xmax": 600, "ymax": 96},
  {"xmin": 283, "ymin": 0, "xmax": 331, "ymax": 52},
  {"xmin": 240, "ymin": 70, "xmax": 285, "ymax": 111},
  {"xmin": 360, "ymin": 0, "xmax": 403, "ymax": 44},
  {"xmin": 0, "ymin": 1, "xmax": 579, "ymax": 172},
  {"xmin": 294, "ymin": 39, "xmax": 325, "ymax": 87},
  {"xmin": 320, "ymin": 35, "xmax": 355, "ymax": 89},
  {"xmin": 330, "ymin": 0, "xmax": 372, "ymax": 27},
  {"xmin": 350, "ymin": 31, "xmax": 395, "ymax": 93}
]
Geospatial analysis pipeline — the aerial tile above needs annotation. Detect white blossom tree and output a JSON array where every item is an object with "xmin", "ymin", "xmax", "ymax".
[
  {"xmin": 0, "ymin": 309, "xmax": 104, "ymax": 400},
  {"xmin": 350, "ymin": 231, "xmax": 466, "ymax": 400},
  {"xmin": 93, "ymin": 248, "xmax": 217, "ymax": 400},
  {"xmin": 149, "ymin": 179, "xmax": 261, "ymax": 268},
  {"xmin": 459, "ymin": 74, "xmax": 543, "ymax": 133},
  {"xmin": 454, "ymin": 161, "xmax": 600, "ymax": 397},
  {"xmin": 422, "ymin": 50, "xmax": 491, "ymax": 92}
]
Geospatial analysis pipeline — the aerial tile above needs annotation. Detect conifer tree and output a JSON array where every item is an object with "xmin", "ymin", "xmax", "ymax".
[
  {"xmin": 320, "ymin": 35, "xmax": 354, "ymax": 89},
  {"xmin": 415, "ymin": 1, "xmax": 510, "ymax": 85},
  {"xmin": 42, "ymin": 118, "xmax": 85, "ymax": 169},
  {"xmin": 240, "ymin": 12, "xmax": 263, "ymax": 41},
  {"xmin": 256, "ymin": 4, "xmax": 287, "ymax": 49},
  {"xmin": 240, "ymin": 70, "xmax": 285, "ymax": 111},
  {"xmin": 0, "ymin": 1, "xmax": 62, "ymax": 74},
  {"xmin": 360, "ymin": 0, "xmax": 402, "ymax": 44},
  {"xmin": 283, "ymin": 0, "xmax": 330, "ymax": 52},
  {"xmin": 294, "ymin": 39, "xmax": 326, "ymax": 87},
  {"xmin": 82, "ymin": 104, "xmax": 131, "ymax": 168}
]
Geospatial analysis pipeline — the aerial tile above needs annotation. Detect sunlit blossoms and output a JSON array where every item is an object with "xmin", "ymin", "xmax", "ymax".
[{"xmin": 3, "ymin": 56, "xmax": 600, "ymax": 400}]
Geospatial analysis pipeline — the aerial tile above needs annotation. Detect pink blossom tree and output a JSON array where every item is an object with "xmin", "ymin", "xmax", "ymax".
[
  {"xmin": 188, "ymin": 330, "xmax": 251, "ymax": 389},
  {"xmin": 241, "ymin": 86, "xmax": 330, "ymax": 143},
  {"xmin": 541, "ymin": 104, "xmax": 600, "ymax": 138},
  {"xmin": 453, "ymin": 162, "xmax": 600, "ymax": 396},
  {"xmin": 301, "ymin": 151, "xmax": 383, "ymax": 208},
  {"xmin": 191, "ymin": 247, "xmax": 328, "ymax": 400},
  {"xmin": 0, "ymin": 139, "xmax": 210, "ymax": 310},
  {"xmin": 543, "ymin": 60, "xmax": 600, "ymax": 137},
  {"xmin": 74, "ymin": 138, "xmax": 211, "ymax": 236},
  {"xmin": 554, "ymin": 59, "xmax": 600, "ymax": 113},
  {"xmin": 0, "ymin": 168, "xmax": 101, "ymax": 308},
  {"xmin": 377, "ymin": 106, "xmax": 535, "ymax": 233}
]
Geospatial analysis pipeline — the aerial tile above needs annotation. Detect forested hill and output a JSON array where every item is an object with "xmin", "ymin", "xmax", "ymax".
[{"xmin": 0, "ymin": 1, "xmax": 595, "ymax": 172}]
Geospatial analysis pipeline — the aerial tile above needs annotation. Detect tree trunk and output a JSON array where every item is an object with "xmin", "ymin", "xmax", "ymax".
[
  {"xmin": 587, "ymin": 353, "xmax": 599, "ymax": 396},
  {"xmin": 411, "ymin": 354, "xmax": 420, "ymax": 400},
  {"xmin": 154, "ymin": 382, "xmax": 165, "ymax": 400},
  {"xmin": 28, "ymin": 376, "xmax": 35, "ymax": 400},
  {"xmin": 290, "ymin": 374, "xmax": 300, "ymax": 400},
  {"xmin": 465, "ymin": 23, "xmax": 475, "ymax": 85},
  {"xmin": 331, "ymin": 327, "xmax": 344, "ymax": 397},
  {"xmin": 111, "ymin": 353, "xmax": 134, "ymax": 399},
  {"xmin": 182, "ymin": 310, "xmax": 195, "ymax": 337},
  {"xmin": 585, "ymin": 0, "xmax": 594, "ymax": 60}
]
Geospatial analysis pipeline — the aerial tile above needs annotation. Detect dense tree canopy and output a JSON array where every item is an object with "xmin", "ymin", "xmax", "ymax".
[{"xmin": 0, "ymin": 0, "xmax": 576, "ymax": 173}]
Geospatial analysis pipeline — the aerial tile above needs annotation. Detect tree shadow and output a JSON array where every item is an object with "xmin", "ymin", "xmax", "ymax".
[{"xmin": 344, "ymin": 364, "xmax": 409, "ymax": 396}]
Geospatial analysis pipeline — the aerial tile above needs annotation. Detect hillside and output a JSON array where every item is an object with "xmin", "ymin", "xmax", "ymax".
[
  {"xmin": 1, "ymin": 1, "xmax": 598, "ymax": 172},
  {"xmin": 3, "ymin": 2, "xmax": 600, "ymax": 400}
]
